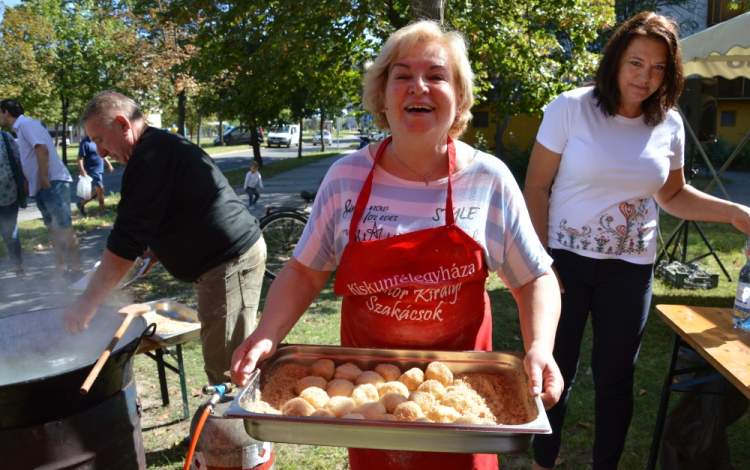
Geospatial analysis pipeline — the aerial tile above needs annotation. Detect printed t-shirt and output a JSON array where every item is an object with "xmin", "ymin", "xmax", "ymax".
[
  {"xmin": 293, "ymin": 142, "xmax": 551, "ymax": 289},
  {"xmin": 537, "ymin": 86, "xmax": 684, "ymax": 264}
]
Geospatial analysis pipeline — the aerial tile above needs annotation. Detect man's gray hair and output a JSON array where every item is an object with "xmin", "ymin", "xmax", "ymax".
[{"xmin": 81, "ymin": 90, "xmax": 145, "ymax": 128}]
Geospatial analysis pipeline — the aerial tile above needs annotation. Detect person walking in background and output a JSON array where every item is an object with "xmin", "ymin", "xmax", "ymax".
[
  {"xmin": 243, "ymin": 161, "xmax": 263, "ymax": 209},
  {"xmin": 0, "ymin": 127, "xmax": 26, "ymax": 280},
  {"xmin": 76, "ymin": 132, "xmax": 114, "ymax": 217},
  {"xmin": 0, "ymin": 99, "xmax": 83, "ymax": 282},
  {"xmin": 524, "ymin": 12, "xmax": 750, "ymax": 469}
]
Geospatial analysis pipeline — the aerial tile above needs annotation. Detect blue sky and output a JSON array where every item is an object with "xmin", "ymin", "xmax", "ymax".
[{"xmin": 1, "ymin": 1, "xmax": 22, "ymax": 20}]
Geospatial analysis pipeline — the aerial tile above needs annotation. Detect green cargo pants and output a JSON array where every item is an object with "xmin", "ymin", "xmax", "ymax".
[{"xmin": 193, "ymin": 237, "xmax": 266, "ymax": 385}]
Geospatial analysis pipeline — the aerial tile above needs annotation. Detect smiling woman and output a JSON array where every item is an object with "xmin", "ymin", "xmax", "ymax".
[
  {"xmin": 231, "ymin": 20, "xmax": 563, "ymax": 470},
  {"xmin": 523, "ymin": 12, "xmax": 750, "ymax": 470}
]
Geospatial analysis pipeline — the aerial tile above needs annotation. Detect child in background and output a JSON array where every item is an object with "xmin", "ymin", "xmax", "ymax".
[{"xmin": 243, "ymin": 161, "xmax": 263, "ymax": 209}]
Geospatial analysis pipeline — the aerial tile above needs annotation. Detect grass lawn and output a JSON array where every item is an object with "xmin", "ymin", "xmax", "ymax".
[
  {"xmin": 131, "ymin": 208, "xmax": 750, "ymax": 470},
  {"xmin": 6, "ymin": 160, "xmax": 747, "ymax": 469}
]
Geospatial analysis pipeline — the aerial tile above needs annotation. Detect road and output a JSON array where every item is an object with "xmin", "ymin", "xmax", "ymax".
[{"xmin": 17, "ymin": 136, "xmax": 359, "ymax": 222}]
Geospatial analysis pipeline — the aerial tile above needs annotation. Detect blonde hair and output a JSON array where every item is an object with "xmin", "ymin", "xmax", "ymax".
[{"xmin": 362, "ymin": 20, "xmax": 475, "ymax": 139}]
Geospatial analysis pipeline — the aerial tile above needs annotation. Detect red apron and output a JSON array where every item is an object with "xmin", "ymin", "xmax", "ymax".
[{"xmin": 333, "ymin": 137, "xmax": 497, "ymax": 470}]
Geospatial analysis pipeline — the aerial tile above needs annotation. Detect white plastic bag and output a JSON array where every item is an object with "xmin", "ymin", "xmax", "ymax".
[{"xmin": 76, "ymin": 175, "xmax": 92, "ymax": 200}]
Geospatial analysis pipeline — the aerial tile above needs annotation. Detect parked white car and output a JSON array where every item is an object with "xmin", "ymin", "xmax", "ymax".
[
  {"xmin": 267, "ymin": 124, "xmax": 300, "ymax": 147},
  {"xmin": 313, "ymin": 130, "xmax": 333, "ymax": 146}
]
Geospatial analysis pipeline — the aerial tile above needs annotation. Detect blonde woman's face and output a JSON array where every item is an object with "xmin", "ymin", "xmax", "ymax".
[{"xmin": 383, "ymin": 42, "xmax": 458, "ymax": 139}]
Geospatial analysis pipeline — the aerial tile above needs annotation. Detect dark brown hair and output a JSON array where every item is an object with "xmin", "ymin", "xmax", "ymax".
[{"xmin": 593, "ymin": 12, "xmax": 683, "ymax": 126}]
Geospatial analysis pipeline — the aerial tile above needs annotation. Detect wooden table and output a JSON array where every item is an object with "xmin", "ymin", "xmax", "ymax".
[{"xmin": 647, "ymin": 304, "xmax": 750, "ymax": 469}]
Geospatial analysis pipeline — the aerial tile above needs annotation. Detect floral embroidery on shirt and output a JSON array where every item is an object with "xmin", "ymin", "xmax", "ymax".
[{"xmin": 557, "ymin": 199, "xmax": 649, "ymax": 255}]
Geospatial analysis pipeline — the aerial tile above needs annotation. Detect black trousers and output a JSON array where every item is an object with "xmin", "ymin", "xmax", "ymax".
[{"xmin": 533, "ymin": 249, "xmax": 653, "ymax": 469}]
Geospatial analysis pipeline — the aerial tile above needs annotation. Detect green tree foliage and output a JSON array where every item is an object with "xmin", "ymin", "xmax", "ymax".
[
  {"xmin": 367, "ymin": 0, "xmax": 613, "ymax": 159},
  {"xmin": 0, "ymin": 4, "xmax": 57, "ymax": 122},
  {"xmin": 454, "ymin": 0, "xmax": 614, "ymax": 159},
  {"xmin": 0, "ymin": 0, "xmax": 132, "ymax": 162},
  {"xmin": 169, "ymin": 0, "xmax": 370, "ymax": 164}
]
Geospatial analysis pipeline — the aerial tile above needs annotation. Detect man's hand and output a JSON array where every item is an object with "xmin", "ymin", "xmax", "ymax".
[
  {"xmin": 524, "ymin": 346, "xmax": 563, "ymax": 410},
  {"xmin": 140, "ymin": 248, "xmax": 160, "ymax": 276},
  {"xmin": 62, "ymin": 294, "xmax": 100, "ymax": 335},
  {"xmin": 40, "ymin": 179, "xmax": 51, "ymax": 190}
]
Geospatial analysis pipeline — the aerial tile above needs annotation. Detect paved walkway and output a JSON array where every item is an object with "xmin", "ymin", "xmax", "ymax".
[
  {"xmin": 1, "ymin": 151, "xmax": 748, "ymax": 319},
  {"xmin": 0, "ymin": 150, "xmax": 352, "ymax": 319}
]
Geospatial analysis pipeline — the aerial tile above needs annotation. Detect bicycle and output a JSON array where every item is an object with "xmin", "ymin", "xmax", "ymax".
[{"xmin": 259, "ymin": 190, "xmax": 316, "ymax": 280}]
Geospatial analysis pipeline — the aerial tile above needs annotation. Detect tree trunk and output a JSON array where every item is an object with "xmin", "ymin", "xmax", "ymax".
[
  {"xmin": 250, "ymin": 124, "xmax": 263, "ymax": 169},
  {"xmin": 298, "ymin": 117, "xmax": 304, "ymax": 158},
  {"xmin": 493, "ymin": 114, "xmax": 511, "ymax": 162},
  {"xmin": 54, "ymin": 122, "xmax": 59, "ymax": 148},
  {"xmin": 412, "ymin": 0, "xmax": 444, "ymax": 22},
  {"xmin": 320, "ymin": 108, "xmax": 326, "ymax": 152},
  {"xmin": 197, "ymin": 114, "xmax": 202, "ymax": 146},
  {"xmin": 219, "ymin": 119, "xmax": 224, "ymax": 145},
  {"xmin": 61, "ymin": 95, "xmax": 69, "ymax": 164},
  {"xmin": 177, "ymin": 89, "xmax": 187, "ymax": 136}
]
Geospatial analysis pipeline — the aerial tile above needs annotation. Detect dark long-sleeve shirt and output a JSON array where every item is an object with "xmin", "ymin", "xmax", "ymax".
[{"xmin": 107, "ymin": 127, "xmax": 260, "ymax": 282}]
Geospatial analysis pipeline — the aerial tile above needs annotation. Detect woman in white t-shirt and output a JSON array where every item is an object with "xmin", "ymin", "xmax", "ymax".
[{"xmin": 524, "ymin": 12, "xmax": 750, "ymax": 470}]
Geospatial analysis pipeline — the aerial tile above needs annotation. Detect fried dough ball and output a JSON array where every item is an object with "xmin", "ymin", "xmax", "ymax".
[
  {"xmin": 374, "ymin": 364, "xmax": 402, "ymax": 382},
  {"xmin": 355, "ymin": 371, "xmax": 385, "ymax": 386},
  {"xmin": 417, "ymin": 379, "xmax": 447, "ymax": 399},
  {"xmin": 333, "ymin": 363, "xmax": 362, "ymax": 383},
  {"xmin": 299, "ymin": 387, "xmax": 330, "ymax": 409},
  {"xmin": 408, "ymin": 391, "xmax": 437, "ymax": 414},
  {"xmin": 377, "ymin": 381, "xmax": 410, "ymax": 398},
  {"xmin": 326, "ymin": 379, "xmax": 355, "ymax": 398},
  {"xmin": 425, "ymin": 362, "xmax": 453, "ymax": 386},
  {"xmin": 281, "ymin": 397, "xmax": 315, "ymax": 416},
  {"xmin": 379, "ymin": 414, "xmax": 398, "ymax": 421},
  {"xmin": 351, "ymin": 384, "xmax": 379, "ymax": 406},
  {"xmin": 393, "ymin": 401, "xmax": 424, "ymax": 422},
  {"xmin": 342, "ymin": 413, "xmax": 365, "ymax": 420},
  {"xmin": 294, "ymin": 376, "xmax": 328, "ymax": 395},
  {"xmin": 310, "ymin": 409, "xmax": 336, "ymax": 418},
  {"xmin": 414, "ymin": 417, "xmax": 434, "ymax": 423},
  {"xmin": 426, "ymin": 405, "xmax": 461, "ymax": 423},
  {"xmin": 380, "ymin": 392, "xmax": 408, "ymax": 414},
  {"xmin": 324, "ymin": 396, "xmax": 356, "ymax": 418},
  {"xmin": 352, "ymin": 401, "xmax": 387, "ymax": 419},
  {"xmin": 453, "ymin": 414, "xmax": 481, "ymax": 424},
  {"xmin": 310, "ymin": 359, "xmax": 335, "ymax": 381},
  {"xmin": 398, "ymin": 368, "xmax": 425, "ymax": 392}
]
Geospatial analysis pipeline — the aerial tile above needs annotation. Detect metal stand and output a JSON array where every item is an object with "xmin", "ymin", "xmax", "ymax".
[
  {"xmin": 141, "ymin": 343, "xmax": 191, "ymax": 420},
  {"xmin": 655, "ymin": 142, "xmax": 732, "ymax": 281},
  {"xmin": 646, "ymin": 333, "xmax": 727, "ymax": 469}
]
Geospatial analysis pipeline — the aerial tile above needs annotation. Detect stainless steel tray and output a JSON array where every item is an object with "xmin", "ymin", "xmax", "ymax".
[
  {"xmin": 224, "ymin": 345, "xmax": 551, "ymax": 454},
  {"xmin": 143, "ymin": 300, "xmax": 200, "ymax": 345}
]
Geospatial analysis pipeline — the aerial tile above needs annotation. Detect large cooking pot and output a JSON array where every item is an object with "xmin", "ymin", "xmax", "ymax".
[{"xmin": 0, "ymin": 306, "xmax": 153, "ymax": 429}]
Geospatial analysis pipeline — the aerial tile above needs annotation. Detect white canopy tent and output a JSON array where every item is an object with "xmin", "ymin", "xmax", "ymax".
[{"xmin": 680, "ymin": 12, "xmax": 750, "ymax": 198}]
